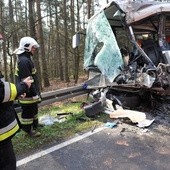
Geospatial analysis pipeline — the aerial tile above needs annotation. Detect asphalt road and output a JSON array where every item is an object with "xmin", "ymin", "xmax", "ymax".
[{"xmin": 17, "ymin": 121, "xmax": 170, "ymax": 170}]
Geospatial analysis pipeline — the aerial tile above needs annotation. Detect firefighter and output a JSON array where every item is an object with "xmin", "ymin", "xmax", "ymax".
[
  {"xmin": 14, "ymin": 36, "xmax": 42, "ymax": 137},
  {"xmin": 0, "ymin": 76, "xmax": 32, "ymax": 170}
]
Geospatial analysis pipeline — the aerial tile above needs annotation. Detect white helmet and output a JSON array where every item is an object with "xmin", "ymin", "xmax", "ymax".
[{"xmin": 14, "ymin": 36, "xmax": 39, "ymax": 54}]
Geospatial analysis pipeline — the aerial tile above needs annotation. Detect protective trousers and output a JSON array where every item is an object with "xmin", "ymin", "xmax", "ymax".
[
  {"xmin": 0, "ymin": 139, "xmax": 16, "ymax": 170},
  {"xmin": 21, "ymin": 103, "xmax": 38, "ymax": 133}
]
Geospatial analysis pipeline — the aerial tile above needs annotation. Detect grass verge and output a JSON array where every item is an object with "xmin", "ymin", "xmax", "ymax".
[{"xmin": 13, "ymin": 101, "xmax": 109, "ymax": 157}]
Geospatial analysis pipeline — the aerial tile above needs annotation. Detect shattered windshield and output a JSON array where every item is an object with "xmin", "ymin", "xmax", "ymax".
[{"xmin": 84, "ymin": 11, "xmax": 123, "ymax": 82}]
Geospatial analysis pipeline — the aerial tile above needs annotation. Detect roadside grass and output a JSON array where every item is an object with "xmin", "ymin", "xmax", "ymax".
[{"xmin": 13, "ymin": 101, "xmax": 109, "ymax": 157}]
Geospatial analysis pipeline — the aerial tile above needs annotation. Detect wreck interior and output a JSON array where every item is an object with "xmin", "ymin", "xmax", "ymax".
[
  {"xmin": 84, "ymin": 1, "xmax": 170, "ymax": 110},
  {"xmin": 105, "ymin": 1, "xmax": 170, "ymax": 102}
]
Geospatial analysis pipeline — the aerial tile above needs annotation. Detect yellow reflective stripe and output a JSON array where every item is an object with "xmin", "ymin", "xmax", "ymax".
[
  {"xmin": 10, "ymin": 83, "xmax": 17, "ymax": 101},
  {"xmin": 21, "ymin": 118, "xmax": 33, "ymax": 125},
  {"xmin": 2, "ymin": 82, "xmax": 17, "ymax": 102},
  {"xmin": 0, "ymin": 123, "xmax": 19, "ymax": 141},
  {"xmin": 19, "ymin": 96, "xmax": 41, "ymax": 104},
  {"xmin": 3, "ymin": 82, "xmax": 10, "ymax": 102},
  {"xmin": 19, "ymin": 99, "xmax": 40, "ymax": 104},
  {"xmin": 0, "ymin": 119, "xmax": 18, "ymax": 134}
]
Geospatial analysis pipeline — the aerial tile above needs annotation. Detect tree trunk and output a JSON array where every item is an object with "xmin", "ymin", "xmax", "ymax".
[
  {"xmin": 8, "ymin": 0, "xmax": 15, "ymax": 82},
  {"xmin": 63, "ymin": 0, "xmax": 69, "ymax": 82},
  {"xmin": 25, "ymin": 0, "xmax": 29, "ymax": 35},
  {"xmin": 28, "ymin": 0, "xmax": 42, "ymax": 89},
  {"xmin": 55, "ymin": 1, "xmax": 64, "ymax": 81},
  {"xmin": 35, "ymin": 0, "xmax": 50, "ymax": 87},
  {"xmin": 72, "ymin": 0, "xmax": 80, "ymax": 84},
  {"xmin": 87, "ymin": 0, "xmax": 92, "ymax": 19},
  {"xmin": 0, "ymin": 1, "xmax": 7, "ymax": 79}
]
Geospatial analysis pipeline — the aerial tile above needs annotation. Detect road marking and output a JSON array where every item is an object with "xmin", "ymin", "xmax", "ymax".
[{"xmin": 17, "ymin": 126, "xmax": 105, "ymax": 167}]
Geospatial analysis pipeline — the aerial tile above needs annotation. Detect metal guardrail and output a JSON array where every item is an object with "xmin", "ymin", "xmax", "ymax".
[{"xmin": 15, "ymin": 85, "xmax": 90, "ymax": 113}]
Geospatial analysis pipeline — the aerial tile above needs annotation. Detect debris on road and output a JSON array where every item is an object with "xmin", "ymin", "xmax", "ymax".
[
  {"xmin": 109, "ymin": 109, "xmax": 154, "ymax": 128},
  {"xmin": 104, "ymin": 121, "xmax": 117, "ymax": 129}
]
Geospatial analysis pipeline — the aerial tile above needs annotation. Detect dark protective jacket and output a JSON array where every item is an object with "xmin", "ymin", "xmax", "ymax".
[
  {"xmin": 15, "ymin": 52, "xmax": 41, "ymax": 104},
  {"xmin": 0, "ymin": 78, "xmax": 28, "ymax": 142}
]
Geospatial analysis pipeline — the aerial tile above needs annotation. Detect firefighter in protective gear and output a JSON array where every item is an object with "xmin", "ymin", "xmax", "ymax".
[
  {"xmin": 0, "ymin": 76, "xmax": 32, "ymax": 170},
  {"xmin": 14, "ymin": 36, "xmax": 42, "ymax": 137}
]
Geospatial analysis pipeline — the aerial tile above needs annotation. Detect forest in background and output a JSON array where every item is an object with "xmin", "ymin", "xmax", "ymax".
[
  {"xmin": 0, "ymin": 0, "xmax": 169, "ymax": 90},
  {"xmin": 0, "ymin": 0, "xmax": 105, "ymax": 89}
]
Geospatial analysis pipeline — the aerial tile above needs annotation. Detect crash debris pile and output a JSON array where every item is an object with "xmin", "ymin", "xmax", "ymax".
[
  {"xmin": 83, "ymin": 89, "xmax": 156, "ymax": 128},
  {"xmin": 109, "ymin": 109, "xmax": 154, "ymax": 128}
]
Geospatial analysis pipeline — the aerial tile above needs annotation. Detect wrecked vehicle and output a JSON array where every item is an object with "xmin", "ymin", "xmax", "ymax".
[{"xmin": 73, "ymin": 0, "xmax": 170, "ymax": 117}]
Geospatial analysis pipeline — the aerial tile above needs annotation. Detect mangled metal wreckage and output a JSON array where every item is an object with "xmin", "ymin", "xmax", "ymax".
[{"xmin": 73, "ymin": 0, "xmax": 170, "ymax": 119}]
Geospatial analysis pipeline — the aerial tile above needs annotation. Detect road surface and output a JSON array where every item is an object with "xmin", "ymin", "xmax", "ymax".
[{"xmin": 17, "ymin": 121, "xmax": 170, "ymax": 170}]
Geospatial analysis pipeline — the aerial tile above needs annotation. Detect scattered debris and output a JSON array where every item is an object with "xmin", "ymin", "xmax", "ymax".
[
  {"xmin": 109, "ymin": 109, "xmax": 154, "ymax": 128},
  {"xmin": 39, "ymin": 115, "xmax": 59, "ymax": 125},
  {"xmin": 84, "ymin": 101, "xmax": 103, "ymax": 118},
  {"xmin": 104, "ymin": 122, "xmax": 117, "ymax": 129},
  {"xmin": 57, "ymin": 112, "xmax": 73, "ymax": 116},
  {"xmin": 83, "ymin": 89, "xmax": 169, "ymax": 131},
  {"xmin": 91, "ymin": 124, "xmax": 97, "ymax": 132},
  {"xmin": 137, "ymin": 119, "xmax": 155, "ymax": 128},
  {"xmin": 39, "ymin": 112, "xmax": 73, "ymax": 125}
]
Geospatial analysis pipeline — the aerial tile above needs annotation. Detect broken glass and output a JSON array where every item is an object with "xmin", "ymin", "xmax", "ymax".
[{"xmin": 84, "ymin": 11, "xmax": 123, "ymax": 82}]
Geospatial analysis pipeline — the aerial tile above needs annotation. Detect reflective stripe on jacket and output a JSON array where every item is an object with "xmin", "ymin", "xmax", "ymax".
[
  {"xmin": 2, "ymin": 81, "xmax": 17, "ymax": 103},
  {"xmin": 18, "ymin": 95, "xmax": 41, "ymax": 104},
  {"xmin": 0, "ymin": 119, "xmax": 19, "ymax": 141},
  {"xmin": 0, "ymin": 79, "xmax": 19, "ymax": 142}
]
